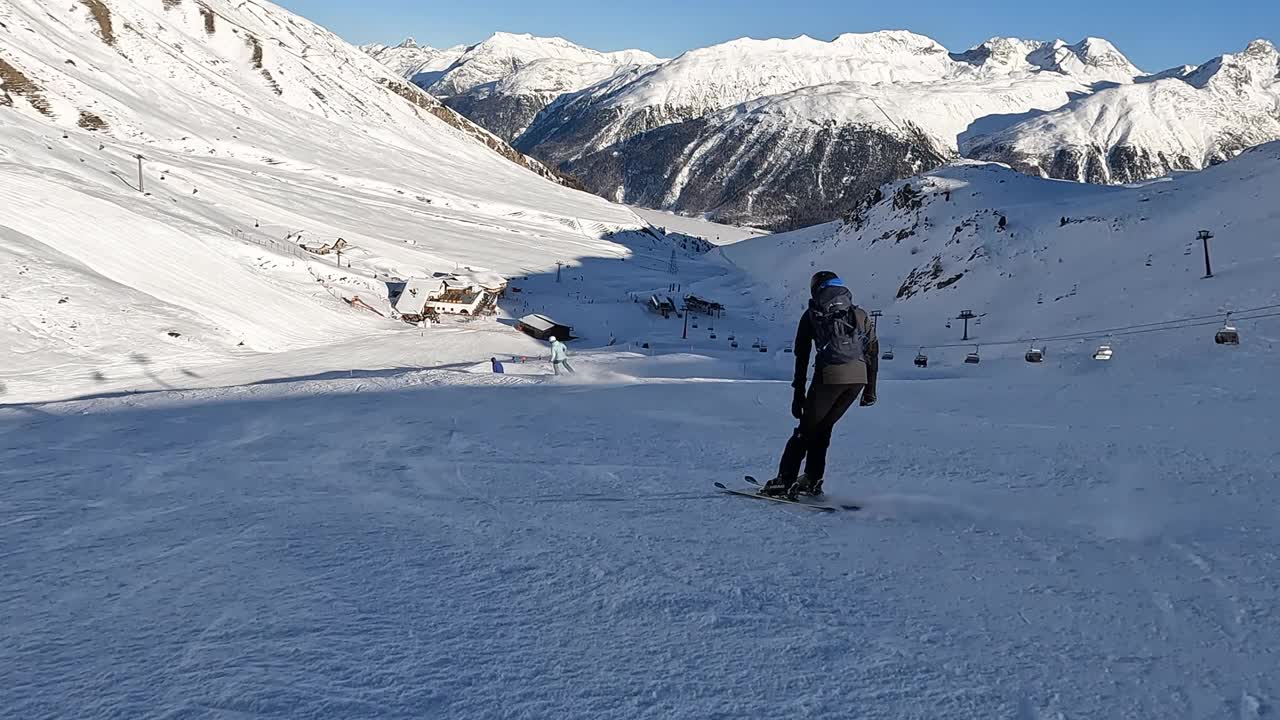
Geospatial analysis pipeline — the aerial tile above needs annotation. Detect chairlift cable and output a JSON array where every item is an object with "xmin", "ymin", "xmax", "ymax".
[{"xmin": 908, "ymin": 302, "xmax": 1280, "ymax": 351}]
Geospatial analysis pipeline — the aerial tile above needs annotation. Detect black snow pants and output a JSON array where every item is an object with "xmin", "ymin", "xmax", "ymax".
[{"xmin": 777, "ymin": 382, "xmax": 865, "ymax": 482}]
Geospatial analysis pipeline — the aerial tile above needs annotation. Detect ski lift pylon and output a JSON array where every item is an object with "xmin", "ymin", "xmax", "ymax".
[{"xmin": 1215, "ymin": 313, "xmax": 1240, "ymax": 345}]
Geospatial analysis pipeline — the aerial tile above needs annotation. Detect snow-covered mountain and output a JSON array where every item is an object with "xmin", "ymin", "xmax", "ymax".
[
  {"xmin": 367, "ymin": 32, "xmax": 664, "ymax": 141},
  {"xmin": 0, "ymin": 0, "xmax": 680, "ymax": 402},
  {"xmin": 952, "ymin": 36, "xmax": 1142, "ymax": 81},
  {"xmin": 965, "ymin": 40, "xmax": 1280, "ymax": 183},
  {"xmin": 360, "ymin": 37, "xmax": 467, "ymax": 87},
  {"xmin": 359, "ymin": 28, "xmax": 1280, "ymax": 230},
  {"xmin": 513, "ymin": 32, "xmax": 1149, "ymax": 229},
  {"xmin": 555, "ymin": 71, "xmax": 1121, "ymax": 229},
  {"xmin": 520, "ymin": 33, "xmax": 1144, "ymax": 162},
  {"xmin": 427, "ymin": 32, "xmax": 661, "ymax": 98}
]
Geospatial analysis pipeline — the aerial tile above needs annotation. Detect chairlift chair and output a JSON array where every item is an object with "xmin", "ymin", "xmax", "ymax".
[
  {"xmin": 759, "ymin": 346, "xmax": 769, "ymax": 353},
  {"xmin": 964, "ymin": 346, "xmax": 981, "ymax": 365},
  {"xmin": 1025, "ymin": 342, "xmax": 1044, "ymax": 364},
  {"xmin": 882, "ymin": 347, "xmax": 895, "ymax": 361},
  {"xmin": 914, "ymin": 349, "xmax": 929, "ymax": 368},
  {"xmin": 710, "ymin": 333, "xmax": 717, "ymax": 340},
  {"xmin": 730, "ymin": 340, "xmax": 739, "ymax": 349},
  {"xmin": 1215, "ymin": 314, "xmax": 1240, "ymax": 345},
  {"xmin": 1093, "ymin": 344, "xmax": 1114, "ymax": 361}
]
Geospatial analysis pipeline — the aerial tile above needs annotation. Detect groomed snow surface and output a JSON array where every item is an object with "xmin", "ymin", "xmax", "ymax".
[
  {"xmin": 4, "ymin": 336, "xmax": 1277, "ymax": 719},
  {"xmin": 3, "ymin": 1, "xmax": 1278, "ymax": 716}
]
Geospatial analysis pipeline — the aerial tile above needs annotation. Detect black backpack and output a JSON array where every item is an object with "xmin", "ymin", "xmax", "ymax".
[{"xmin": 809, "ymin": 285, "xmax": 868, "ymax": 367}]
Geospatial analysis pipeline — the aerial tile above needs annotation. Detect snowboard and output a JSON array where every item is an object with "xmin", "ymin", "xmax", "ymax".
[{"xmin": 715, "ymin": 476, "xmax": 861, "ymax": 512}]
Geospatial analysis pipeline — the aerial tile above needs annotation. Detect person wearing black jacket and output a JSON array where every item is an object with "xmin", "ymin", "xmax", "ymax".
[{"xmin": 761, "ymin": 271, "xmax": 879, "ymax": 499}]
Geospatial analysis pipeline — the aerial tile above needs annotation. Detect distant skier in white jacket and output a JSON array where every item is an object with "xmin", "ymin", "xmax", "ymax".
[{"xmin": 549, "ymin": 336, "xmax": 575, "ymax": 375}]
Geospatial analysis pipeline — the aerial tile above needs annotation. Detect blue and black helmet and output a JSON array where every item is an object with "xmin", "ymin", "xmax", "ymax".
[{"xmin": 810, "ymin": 270, "xmax": 842, "ymax": 297}]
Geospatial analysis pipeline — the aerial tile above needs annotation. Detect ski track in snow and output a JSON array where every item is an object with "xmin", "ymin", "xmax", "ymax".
[{"xmin": 3, "ymin": 353, "xmax": 1277, "ymax": 719}]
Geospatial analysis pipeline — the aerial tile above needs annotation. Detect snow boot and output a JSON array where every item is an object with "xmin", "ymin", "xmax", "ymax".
[
  {"xmin": 795, "ymin": 474, "xmax": 824, "ymax": 497},
  {"xmin": 759, "ymin": 476, "xmax": 796, "ymax": 498}
]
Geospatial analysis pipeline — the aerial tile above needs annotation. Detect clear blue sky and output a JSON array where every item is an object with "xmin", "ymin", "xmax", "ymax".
[{"xmin": 277, "ymin": 0, "xmax": 1278, "ymax": 72}]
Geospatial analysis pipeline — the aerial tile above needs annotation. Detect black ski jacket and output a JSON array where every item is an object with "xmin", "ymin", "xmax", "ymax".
[{"xmin": 792, "ymin": 306, "xmax": 879, "ymax": 390}]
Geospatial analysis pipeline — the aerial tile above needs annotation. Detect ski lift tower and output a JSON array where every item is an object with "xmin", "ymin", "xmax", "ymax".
[
  {"xmin": 869, "ymin": 309, "xmax": 883, "ymax": 332},
  {"xmin": 957, "ymin": 310, "xmax": 977, "ymax": 341},
  {"xmin": 1197, "ymin": 230, "xmax": 1215, "ymax": 279},
  {"xmin": 668, "ymin": 249, "xmax": 679, "ymax": 275}
]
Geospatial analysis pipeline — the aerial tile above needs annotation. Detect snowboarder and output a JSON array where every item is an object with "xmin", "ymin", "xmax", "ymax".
[
  {"xmin": 549, "ymin": 336, "xmax": 575, "ymax": 375},
  {"xmin": 761, "ymin": 271, "xmax": 879, "ymax": 499},
  {"xmin": 491, "ymin": 357, "xmax": 505, "ymax": 374}
]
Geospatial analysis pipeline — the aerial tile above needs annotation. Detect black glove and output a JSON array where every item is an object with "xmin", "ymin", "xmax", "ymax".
[
  {"xmin": 791, "ymin": 387, "xmax": 806, "ymax": 419},
  {"xmin": 860, "ymin": 389, "xmax": 877, "ymax": 407}
]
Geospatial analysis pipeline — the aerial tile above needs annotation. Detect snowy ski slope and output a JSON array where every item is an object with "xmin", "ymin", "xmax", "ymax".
[
  {"xmin": 3, "ymin": 2, "xmax": 1280, "ymax": 718},
  {"xmin": 0, "ymin": 0, "xmax": 710, "ymax": 403},
  {"xmin": 6, "ymin": 142, "xmax": 1279, "ymax": 718},
  {"xmin": 724, "ymin": 143, "xmax": 1280, "ymax": 362},
  {"xmin": 4, "ymin": 323, "xmax": 1278, "ymax": 718}
]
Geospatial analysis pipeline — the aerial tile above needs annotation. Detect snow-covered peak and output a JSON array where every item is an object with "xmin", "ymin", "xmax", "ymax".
[
  {"xmin": 953, "ymin": 37, "xmax": 1051, "ymax": 72},
  {"xmin": 1035, "ymin": 37, "xmax": 1142, "ymax": 81},
  {"xmin": 606, "ymin": 49, "xmax": 667, "ymax": 67},
  {"xmin": 1185, "ymin": 38, "xmax": 1280, "ymax": 90},
  {"xmin": 492, "ymin": 58, "xmax": 649, "ymax": 97},
  {"xmin": 429, "ymin": 32, "xmax": 660, "ymax": 96},
  {"xmin": 597, "ymin": 31, "xmax": 962, "ymax": 114},
  {"xmin": 673, "ymin": 30, "xmax": 950, "ymax": 70},
  {"xmin": 954, "ymin": 36, "xmax": 1141, "ymax": 82},
  {"xmin": 363, "ymin": 39, "xmax": 467, "ymax": 83},
  {"xmin": 964, "ymin": 37, "xmax": 1280, "ymax": 184},
  {"xmin": 828, "ymin": 30, "xmax": 952, "ymax": 58}
]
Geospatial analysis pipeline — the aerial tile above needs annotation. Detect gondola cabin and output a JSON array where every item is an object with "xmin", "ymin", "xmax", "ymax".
[
  {"xmin": 1094, "ymin": 344, "xmax": 1114, "ymax": 361},
  {"xmin": 1215, "ymin": 324, "xmax": 1240, "ymax": 346},
  {"xmin": 914, "ymin": 350, "xmax": 929, "ymax": 368}
]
